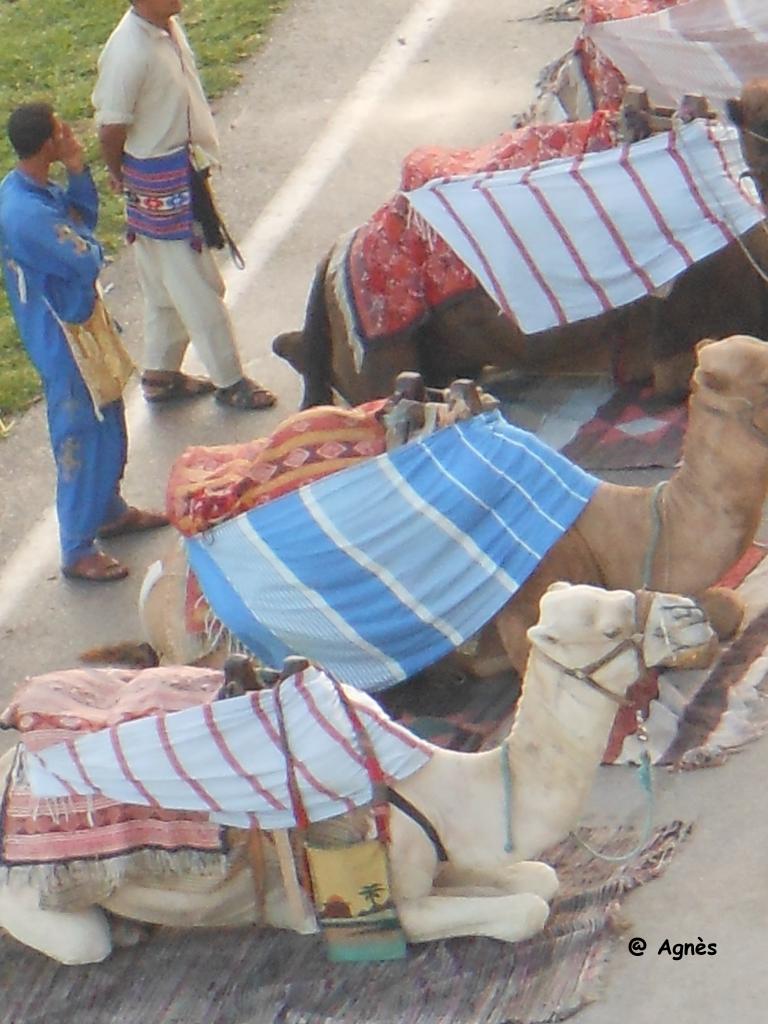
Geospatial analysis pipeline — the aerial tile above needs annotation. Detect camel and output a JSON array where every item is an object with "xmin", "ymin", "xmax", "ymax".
[
  {"xmin": 274, "ymin": 236, "xmax": 768, "ymax": 410},
  {"xmin": 727, "ymin": 77, "xmax": 768, "ymax": 207},
  {"xmin": 0, "ymin": 583, "xmax": 715, "ymax": 964},
  {"xmin": 273, "ymin": 84, "xmax": 768, "ymax": 410},
  {"xmin": 135, "ymin": 333, "xmax": 768, "ymax": 680}
]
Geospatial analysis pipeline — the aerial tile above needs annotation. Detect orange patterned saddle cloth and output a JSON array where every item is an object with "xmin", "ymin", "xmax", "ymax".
[{"xmin": 164, "ymin": 402, "xmax": 389, "ymax": 637}]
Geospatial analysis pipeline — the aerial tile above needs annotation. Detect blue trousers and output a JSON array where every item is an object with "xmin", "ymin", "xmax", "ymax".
[{"xmin": 46, "ymin": 368, "xmax": 128, "ymax": 567}]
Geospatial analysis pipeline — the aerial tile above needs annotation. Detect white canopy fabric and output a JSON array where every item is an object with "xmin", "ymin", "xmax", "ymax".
[
  {"xmin": 585, "ymin": 0, "xmax": 768, "ymax": 115},
  {"xmin": 404, "ymin": 120, "xmax": 761, "ymax": 334}
]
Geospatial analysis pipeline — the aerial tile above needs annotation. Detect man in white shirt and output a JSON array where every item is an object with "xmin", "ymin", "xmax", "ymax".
[{"xmin": 93, "ymin": 0, "xmax": 276, "ymax": 410}]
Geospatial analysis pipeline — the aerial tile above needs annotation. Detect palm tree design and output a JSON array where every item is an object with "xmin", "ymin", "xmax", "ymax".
[{"xmin": 358, "ymin": 882, "xmax": 387, "ymax": 913}]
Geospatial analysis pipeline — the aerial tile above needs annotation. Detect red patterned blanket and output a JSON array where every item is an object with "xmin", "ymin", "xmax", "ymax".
[
  {"xmin": 343, "ymin": 113, "xmax": 618, "ymax": 345},
  {"xmin": 576, "ymin": 1, "xmax": 684, "ymax": 114}
]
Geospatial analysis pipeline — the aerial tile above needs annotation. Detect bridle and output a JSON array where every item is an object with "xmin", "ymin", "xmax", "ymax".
[
  {"xmin": 501, "ymin": 602, "xmax": 651, "ymax": 860},
  {"xmin": 529, "ymin": 620, "xmax": 648, "ymax": 710}
]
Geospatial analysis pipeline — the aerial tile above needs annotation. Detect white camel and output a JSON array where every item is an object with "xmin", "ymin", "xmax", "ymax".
[{"xmin": 0, "ymin": 583, "xmax": 714, "ymax": 965}]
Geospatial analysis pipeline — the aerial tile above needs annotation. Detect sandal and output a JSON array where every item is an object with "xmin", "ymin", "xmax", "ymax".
[
  {"xmin": 214, "ymin": 377, "xmax": 277, "ymax": 410},
  {"xmin": 141, "ymin": 371, "xmax": 216, "ymax": 403},
  {"xmin": 97, "ymin": 506, "xmax": 170, "ymax": 539},
  {"xmin": 63, "ymin": 551, "xmax": 129, "ymax": 583}
]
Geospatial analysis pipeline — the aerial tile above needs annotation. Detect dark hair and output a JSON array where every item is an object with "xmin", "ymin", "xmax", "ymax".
[{"xmin": 7, "ymin": 103, "xmax": 55, "ymax": 159}]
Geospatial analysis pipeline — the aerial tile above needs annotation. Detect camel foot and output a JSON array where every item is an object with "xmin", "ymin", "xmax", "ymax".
[
  {"xmin": 0, "ymin": 883, "xmax": 112, "ymax": 964},
  {"xmin": 107, "ymin": 913, "xmax": 154, "ymax": 949}
]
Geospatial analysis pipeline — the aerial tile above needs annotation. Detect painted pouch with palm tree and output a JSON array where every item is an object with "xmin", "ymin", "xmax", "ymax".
[
  {"xmin": 304, "ymin": 835, "xmax": 406, "ymax": 962},
  {"xmin": 274, "ymin": 672, "xmax": 407, "ymax": 963}
]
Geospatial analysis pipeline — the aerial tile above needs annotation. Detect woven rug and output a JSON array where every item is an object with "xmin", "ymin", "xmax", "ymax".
[
  {"xmin": 560, "ymin": 384, "xmax": 687, "ymax": 470},
  {"xmin": 0, "ymin": 820, "xmax": 690, "ymax": 1024}
]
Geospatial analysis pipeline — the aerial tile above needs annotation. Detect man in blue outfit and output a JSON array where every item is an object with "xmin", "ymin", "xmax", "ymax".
[{"xmin": 0, "ymin": 103, "xmax": 168, "ymax": 582}]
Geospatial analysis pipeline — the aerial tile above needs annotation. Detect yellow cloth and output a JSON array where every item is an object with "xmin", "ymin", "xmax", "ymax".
[{"xmin": 57, "ymin": 290, "xmax": 135, "ymax": 415}]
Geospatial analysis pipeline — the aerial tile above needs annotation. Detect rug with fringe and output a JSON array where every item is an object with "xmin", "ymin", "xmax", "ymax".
[{"xmin": 0, "ymin": 820, "xmax": 690, "ymax": 1024}]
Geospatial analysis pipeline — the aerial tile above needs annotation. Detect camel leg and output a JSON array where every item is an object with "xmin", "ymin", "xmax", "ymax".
[
  {"xmin": 0, "ymin": 882, "xmax": 112, "ymax": 964},
  {"xmin": 437, "ymin": 860, "xmax": 559, "ymax": 901},
  {"xmin": 397, "ymin": 891, "xmax": 550, "ymax": 944}
]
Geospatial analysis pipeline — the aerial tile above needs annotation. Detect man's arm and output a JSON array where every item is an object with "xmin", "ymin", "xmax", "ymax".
[
  {"xmin": 58, "ymin": 121, "xmax": 99, "ymax": 229},
  {"xmin": 98, "ymin": 123, "xmax": 128, "ymax": 193}
]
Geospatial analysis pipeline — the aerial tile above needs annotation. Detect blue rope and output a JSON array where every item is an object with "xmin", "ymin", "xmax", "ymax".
[
  {"xmin": 501, "ymin": 739, "xmax": 514, "ymax": 853},
  {"xmin": 570, "ymin": 749, "xmax": 655, "ymax": 863}
]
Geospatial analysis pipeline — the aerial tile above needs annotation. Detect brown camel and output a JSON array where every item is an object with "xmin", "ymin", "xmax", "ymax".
[
  {"xmin": 489, "ymin": 333, "xmax": 768, "ymax": 673},
  {"xmin": 274, "ymin": 86, "xmax": 768, "ymax": 409},
  {"xmin": 727, "ymin": 77, "xmax": 768, "ymax": 207},
  {"xmin": 127, "ymin": 334, "xmax": 768, "ymax": 684}
]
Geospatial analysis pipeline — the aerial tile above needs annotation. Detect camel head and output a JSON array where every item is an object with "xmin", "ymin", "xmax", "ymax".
[
  {"xmin": 692, "ymin": 333, "xmax": 768, "ymax": 440},
  {"xmin": 526, "ymin": 582, "xmax": 716, "ymax": 704},
  {"xmin": 727, "ymin": 77, "xmax": 768, "ymax": 204}
]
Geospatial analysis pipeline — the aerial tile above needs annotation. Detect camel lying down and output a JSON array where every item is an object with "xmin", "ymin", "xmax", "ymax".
[
  {"xmin": 0, "ymin": 583, "xmax": 715, "ymax": 965},
  {"xmin": 137, "ymin": 334, "xmax": 768, "ymax": 679}
]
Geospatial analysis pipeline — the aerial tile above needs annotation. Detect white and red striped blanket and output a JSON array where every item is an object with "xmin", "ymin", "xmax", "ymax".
[
  {"xmin": 21, "ymin": 667, "xmax": 434, "ymax": 830},
  {"xmin": 585, "ymin": 0, "xmax": 768, "ymax": 116},
  {"xmin": 404, "ymin": 119, "xmax": 761, "ymax": 335}
]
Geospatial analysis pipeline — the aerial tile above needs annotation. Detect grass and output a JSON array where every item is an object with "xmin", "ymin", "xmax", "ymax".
[{"xmin": 0, "ymin": 0, "xmax": 284, "ymax": 420}]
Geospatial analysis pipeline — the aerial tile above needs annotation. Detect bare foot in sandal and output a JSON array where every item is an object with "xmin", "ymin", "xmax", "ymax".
[
  {"xmin": 214, "ymin": 377, "xmax": 277, "ymax": 410},
  {"xmin": 62, "ymin": 550, "xmax": 129, "ymax": 583},
  {"xmin": 141, "ymin": 370, "xmax": 216, "ymax": 403}
]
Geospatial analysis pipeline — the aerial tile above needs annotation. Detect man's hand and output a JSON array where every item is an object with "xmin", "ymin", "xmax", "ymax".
[
  {"xmin": 98, "ymin": 123, "xmax": 128, "ymax": 194},
  {"xmin": 57, "ymin": 120, "xmax": 86, "ymax": 175},
  {"xmin": 106, "ymin": 171, "xmax": 124, "ymax": 195}
]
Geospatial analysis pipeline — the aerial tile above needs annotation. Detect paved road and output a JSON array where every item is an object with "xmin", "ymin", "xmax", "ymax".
[
  {"xmin": 0, "ymin": 0, "xmax": 578, "ymax": 709},
  {"xmin": 2, "ymin": 2, "xmax": 767, "ymax": 1021}
]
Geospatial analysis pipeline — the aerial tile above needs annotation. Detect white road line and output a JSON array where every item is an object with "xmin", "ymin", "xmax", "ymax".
[{"xmin": 0, "ymin": 0, "xmax": 456, "ymax": 630}]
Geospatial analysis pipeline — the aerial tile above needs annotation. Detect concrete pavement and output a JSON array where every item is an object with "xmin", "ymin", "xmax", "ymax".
[{"xmin": 0, "ymin": 1, "xmax": 766, "ymax": 1020}]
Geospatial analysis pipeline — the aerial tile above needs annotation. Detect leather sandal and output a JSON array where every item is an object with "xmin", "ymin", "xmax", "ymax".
[
  {"xmin": 97, "ymin": 506, "xmax": 170, "ymax": 539},
  {"xmin": 214, "ymin": 377, "xmax": 277, "ymax": 410},
  {"xmin": 141, "ymin": 371, "xmax": 216, "ymax": 403},
  {"xmin": 62, "ymin": 551, "xmax": 129, "ymax": 583}
]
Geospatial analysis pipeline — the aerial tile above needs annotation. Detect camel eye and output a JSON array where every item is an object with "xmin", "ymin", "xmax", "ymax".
[{"xmin": 604, "ymin": 627, "xmax": 622, "ymax": 640}]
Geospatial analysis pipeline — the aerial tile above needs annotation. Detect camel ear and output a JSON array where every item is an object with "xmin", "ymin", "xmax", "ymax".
[
  {"xmin": 545, "ymin": 581, "xmax": 571, "ymax": 594},
  {"xmin": 696, "ymin": 369, "xmax": 727, "ymax": 393},
  {"xmin": 695, "ymin": 337, "xmax": 717, "ymax": 354},
  {"xmin": 726, "ymin": 97, "xmax": 744, "ymax": 126},
  {"xmin": 527, "ymin": 622, "xmax": 558, "ymax": 646}
]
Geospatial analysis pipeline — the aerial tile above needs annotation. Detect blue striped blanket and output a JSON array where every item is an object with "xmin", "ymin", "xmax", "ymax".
[{"xmin": 185, "ymin": 411, "xmax": 599, "ymax": 691}]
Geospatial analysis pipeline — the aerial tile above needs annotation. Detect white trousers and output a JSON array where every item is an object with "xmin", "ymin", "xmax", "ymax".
[{"xmin": 133, "ymin": 236, "xmax": 243, "ymax": 388}]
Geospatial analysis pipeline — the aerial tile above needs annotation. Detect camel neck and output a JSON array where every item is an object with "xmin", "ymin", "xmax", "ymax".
[
  {"xmin": 503, "ymin": 651, "xmax": 629, "ymax": 857},
  {"xmin": 668, "ymin": 391, "xmax": 768, "ymax": 532}
]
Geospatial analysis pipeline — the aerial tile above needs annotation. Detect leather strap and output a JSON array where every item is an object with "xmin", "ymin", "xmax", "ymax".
[{"xmin": 386, "ymin": 787, "xmax": 449, "ymax": 862}]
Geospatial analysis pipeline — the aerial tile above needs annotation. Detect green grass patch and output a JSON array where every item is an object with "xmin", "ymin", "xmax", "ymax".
[{"xmin": 0, "ymin": 0, "xmax": 284, "ymax": 418}]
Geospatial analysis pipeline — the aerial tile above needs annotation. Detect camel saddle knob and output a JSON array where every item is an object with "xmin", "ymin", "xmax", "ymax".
[
  {"xmin": 280, "ymin": 656, "xmax": 311, "ymax": 680},
  {"xmin": 448, "ymin": 379, "xmax": 484, "ymax": 417},
  {"xmin": 220, "ymin": 653, "xmax": 262, "ymax": 698},
  {"xmin": 393, "ymin": 371, "xmax": 426, "ymax": 402}
]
